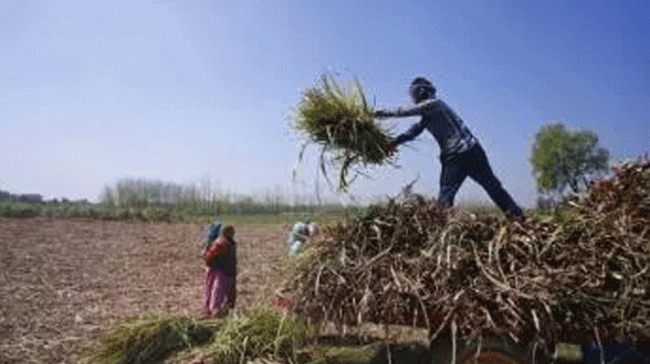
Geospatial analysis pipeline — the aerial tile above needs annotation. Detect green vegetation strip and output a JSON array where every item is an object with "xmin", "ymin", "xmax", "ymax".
[
  {"xmin": 84, "ymin": 306, "xmax": 319, "ymax": 364},
  {"xmin": 82, "ymin": 315, "xmax": 215, "ymax": 364}
]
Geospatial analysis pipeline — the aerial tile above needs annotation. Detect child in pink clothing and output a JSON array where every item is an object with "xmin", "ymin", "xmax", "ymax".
[{"xmin": 203, "ymin": 225, "xmax": 237, "ymax": 317}]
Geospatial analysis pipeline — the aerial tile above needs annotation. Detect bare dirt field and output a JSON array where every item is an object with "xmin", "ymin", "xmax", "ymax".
[{"xmin": 0, "ymin": 217, "xmax": 289, "ymax": 364}]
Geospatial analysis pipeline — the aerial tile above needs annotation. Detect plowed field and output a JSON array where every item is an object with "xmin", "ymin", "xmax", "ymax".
[{"xmin": 0, "ymin": 218, "xmax": 288, "ymax": 364}]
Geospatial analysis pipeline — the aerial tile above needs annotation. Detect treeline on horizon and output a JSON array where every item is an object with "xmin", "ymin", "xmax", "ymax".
[
  {"xmin": 99, "ymin": 177, "xmax": 352, "ymax": 215},
  {"xmin": 0, "ymin": 178, "xmax": 358, "ymax": 221}
]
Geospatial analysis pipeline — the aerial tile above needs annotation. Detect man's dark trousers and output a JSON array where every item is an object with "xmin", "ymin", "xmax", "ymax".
[{"xmin": 438, "ymin": 144, "xmax": 523, "ymax": 216}]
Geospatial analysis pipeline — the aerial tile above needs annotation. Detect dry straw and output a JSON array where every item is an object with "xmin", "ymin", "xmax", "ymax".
[
  {"xmin": 86, "ymin": 306, "xmax": 318, "ymax": 364},
  {"xmin": 283, "ymin": 159, "xmax": 650, "ymax": 347},
  {"xmin": 204, "ymin": 304, "xmax": 318, "ymax": 364},
  {"xmin": 83, "ymin": 314, "xmax": 215, "ymax": 364},
  {"xmin": 293, "ymin": 73, "xmax": 393, "ymax": 191}
]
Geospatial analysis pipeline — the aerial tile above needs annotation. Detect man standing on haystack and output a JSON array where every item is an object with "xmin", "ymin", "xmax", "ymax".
[{"xmin": 374, "ymin": 77, "xmax": 525, "ymax": 221}]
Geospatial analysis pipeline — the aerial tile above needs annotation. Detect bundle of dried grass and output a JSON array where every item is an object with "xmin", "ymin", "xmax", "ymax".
[
  {"xmin": 203, "ymin": 304, "xmax": 318, "ymax": 364},
  {"xmin": 293, "ymin": 74, "xmax": 393, "ymax": 190},
  {"xmin": 282, "ymin": 159, "xmax": 650, "ymax": 347},
  {"xmin": 87, "ymin": 307, "xmax": 319, "ymax": 364},
  {"xmin": 84, "ymin": 315, "xmax": 215, "ymax": 364}
]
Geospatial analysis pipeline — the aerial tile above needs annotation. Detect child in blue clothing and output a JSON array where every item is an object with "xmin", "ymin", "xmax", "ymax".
[{"xmin": 200, "ymin": 220, "xmax": 222, "ymax": 256}]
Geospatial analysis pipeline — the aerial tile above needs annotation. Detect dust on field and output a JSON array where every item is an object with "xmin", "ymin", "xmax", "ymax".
[{"xmin": 0, "ymin": 217, "xmax": 288, "ymax": 364}]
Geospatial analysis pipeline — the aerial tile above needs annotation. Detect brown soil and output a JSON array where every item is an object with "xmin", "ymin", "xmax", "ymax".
[{"xmin": 0, "ymin": 217, "xmax": 289, "ymax": 364}]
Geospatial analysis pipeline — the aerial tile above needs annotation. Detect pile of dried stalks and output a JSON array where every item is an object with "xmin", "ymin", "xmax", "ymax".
[{"xmin": 283, "ymin": 160, "xmax": 650, "ymax": 345}]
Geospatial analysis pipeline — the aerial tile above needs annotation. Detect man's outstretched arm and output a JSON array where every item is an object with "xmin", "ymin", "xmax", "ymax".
[
  {"xmin": 374, "ymin": 104, "xmax": 421, "ymax": 118},
  {"xmin": 393, "ymin": 119, "xmax": 427, "ymax": 146}
]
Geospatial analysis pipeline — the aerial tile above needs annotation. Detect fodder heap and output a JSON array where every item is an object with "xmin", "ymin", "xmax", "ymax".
[{"xmin": 284, "ymin": 159, "xmax": 650, "ymax": 345}]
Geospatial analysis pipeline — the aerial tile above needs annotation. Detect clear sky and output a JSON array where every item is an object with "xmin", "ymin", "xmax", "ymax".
[{"xmin": 2, "ymin": 0, "xmax": 648, "ymax": 207}]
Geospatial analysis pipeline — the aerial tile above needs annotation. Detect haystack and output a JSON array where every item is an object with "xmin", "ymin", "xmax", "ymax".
[
  {"xmin": 282, "ymin": 159, "xmax": 650, "ymax": 346},
  {"xmin": 293, "ymin": 74, "xmax": 393, "ymax": 191}
]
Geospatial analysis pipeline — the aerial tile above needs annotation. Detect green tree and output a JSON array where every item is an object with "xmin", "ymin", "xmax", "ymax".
[{"xmin": 531, "ymin": 122, "xmax": 609, "ymax": 198}]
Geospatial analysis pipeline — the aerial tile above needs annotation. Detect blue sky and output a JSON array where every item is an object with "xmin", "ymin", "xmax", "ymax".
[{"xmin": 1, "ymin": 0, "xmax": 648, "ymax": 207}]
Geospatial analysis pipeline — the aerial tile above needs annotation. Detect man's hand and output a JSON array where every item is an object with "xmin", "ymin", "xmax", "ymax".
[{"xmin": 385, "ymin": 141, "xmax": 397, "ymax": 157}]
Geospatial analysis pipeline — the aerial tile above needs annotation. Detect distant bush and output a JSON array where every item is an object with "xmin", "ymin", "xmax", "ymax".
[{"xmin": 0, "ymin": 202, "xmax": 41, "ymax": 218}]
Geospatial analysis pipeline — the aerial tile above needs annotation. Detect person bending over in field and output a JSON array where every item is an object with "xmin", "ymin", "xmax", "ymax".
[
  {"xmin": 374, "ymin": 77, "xmax": 525, "ymax": 221},
  {"xmin": 286, "ymin": 220, "xmax": 319, "ymax": 255},
  {"xmin": 204, "ymin": 225, "xmax": 237, "ymax": 317}
]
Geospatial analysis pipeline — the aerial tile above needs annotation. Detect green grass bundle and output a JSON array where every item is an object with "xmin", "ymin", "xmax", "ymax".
[
  {"xmin": 84, "ymin": 315, "xmax": 215, "ymax": 364},
  {"xmin": 205, "ymin": 304, "xmax": 318, "ymax": 364},
  {"xmin": 294, "ymin": 74, "xmax": 393, "ymax": 190}
]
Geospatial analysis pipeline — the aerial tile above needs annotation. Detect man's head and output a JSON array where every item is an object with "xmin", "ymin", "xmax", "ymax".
[{"xmin": 409, "ymin": 77, "xmax": 436, "ymax": 103}]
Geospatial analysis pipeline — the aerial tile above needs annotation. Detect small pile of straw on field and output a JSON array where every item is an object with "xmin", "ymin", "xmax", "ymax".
[
  {"xmin": 293, "ymin": 74, "xmax": 393, "ymax": 190},
  {"xmin": 84, "ymin": 315, "xmax": 214, "ymax": 364},
  {"xmin": 283, "ymin": 159, "xmax": 650, "ymax": 346},
  {"xmin": 88, "ymin": 306, "xmax": 318, "ymax": 364},
  {"xmin": 202, "ymin": 305, "xmax": 318, "ymax": 364}
]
